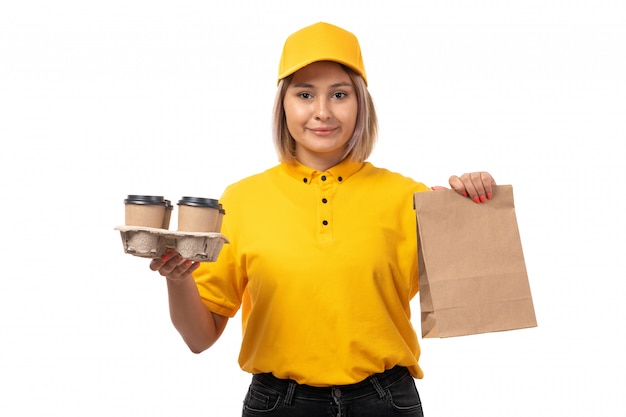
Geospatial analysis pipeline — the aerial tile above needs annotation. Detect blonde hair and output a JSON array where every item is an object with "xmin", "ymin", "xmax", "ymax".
[{"xmin": 272, "ymin": 65, "xmax": 378, "ymax": 163}]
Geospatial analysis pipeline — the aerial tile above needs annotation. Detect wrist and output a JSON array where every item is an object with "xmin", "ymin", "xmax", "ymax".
[{"xmin": 165, "ymin": 272, "xmax": 194, "ymax": 285}]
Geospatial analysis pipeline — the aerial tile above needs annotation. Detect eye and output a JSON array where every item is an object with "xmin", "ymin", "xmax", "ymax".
[
  {"xmin": 332, "ymin": 92, "xmax": 348, "ymax": 99},
  {"xmin": 298, "ymin": 92, "xmax": 313, "ymax": 99}
]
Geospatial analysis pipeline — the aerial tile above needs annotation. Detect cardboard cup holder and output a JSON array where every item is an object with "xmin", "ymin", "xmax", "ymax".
[
  {"xmin": 115, "ymin": 226, "xmax": 229, "ymax": 262},
  {"xmin": 118, "ymin": 195, "xmax": 228, "ymax": 262}
]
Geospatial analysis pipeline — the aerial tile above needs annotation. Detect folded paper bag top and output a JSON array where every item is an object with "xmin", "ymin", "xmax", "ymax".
[{"xmin": 413, "ymin": 185, "xmax": 537, "ymax": 338}]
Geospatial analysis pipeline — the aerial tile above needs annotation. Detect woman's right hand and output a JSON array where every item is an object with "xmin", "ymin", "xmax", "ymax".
[{"xmin": 149, "ymin": 248, "xmax": 200, "ymax": 283}]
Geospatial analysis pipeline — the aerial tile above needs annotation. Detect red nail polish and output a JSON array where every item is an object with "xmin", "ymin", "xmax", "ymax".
[
  {"xmin": 473, "ymin": 196, "xmax": 480, "ymax": 204},
  {"xmin": 463, "ymin": 191, "xmax": 468, "ymax": 197},
  {"xmin": 480, "ymin": 195, "xmax": 486, "ymax": 203},
  {"xmin": 185, "ymin": 260, "xmax": 192, "ymax": 267},
  {"xmin": 161, "ymin": 255, "xmax": 169, "ymax": 262},
  {"xmin": 487, "ymin": 192, "xmax": 492, "ymax": 200}
]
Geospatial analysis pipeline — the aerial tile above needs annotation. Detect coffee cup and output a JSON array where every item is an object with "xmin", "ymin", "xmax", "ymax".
[
  {"xmin": 124, "ymin": 195, "xmax": 167, "ymax": 228},
  {"xmin": 215, "ymin": 205, "xmax": 226, "ymax": 233},
  {"xmin": 162, "ymin": 199, "xmax": 174, "ymax": 229},
  {"xmin": 177, "ymin": 196, "xmax": 222, "ymax": 232}
]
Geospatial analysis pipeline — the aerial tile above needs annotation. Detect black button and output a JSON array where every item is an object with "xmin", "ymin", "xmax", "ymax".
[
  {"xmin": 322, "ymin": 198, "xmax": 327, "ymax": 204},
  {"xmin": 322, "ymin": 220, "xmax": 328, "ymax": 225},
  {"xmin": 303, "ymin": 178, "xmax": 308, "ymax": 183},
  {"xmin": 338, "ymin": 176, "xmax": 343, "ymax": 182},
  {"xmin": 321, "ymin": 175, "xmax": 327, "ymax": 181}
]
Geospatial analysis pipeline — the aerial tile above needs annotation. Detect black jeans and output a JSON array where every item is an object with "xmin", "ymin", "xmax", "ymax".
[{"xmin": 242, "ymin": 366, "xmax": 424, "ymax": 417}]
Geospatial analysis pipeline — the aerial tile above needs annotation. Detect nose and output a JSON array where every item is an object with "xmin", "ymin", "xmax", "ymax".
[{"xmin": 314, "ymin": 97, "xmax": 331, "ymax": 120}]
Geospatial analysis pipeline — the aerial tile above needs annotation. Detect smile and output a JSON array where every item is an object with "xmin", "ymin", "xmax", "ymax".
[{"xmin": 309, "ymin": 128, "xmax": 337, "ymax": 137}]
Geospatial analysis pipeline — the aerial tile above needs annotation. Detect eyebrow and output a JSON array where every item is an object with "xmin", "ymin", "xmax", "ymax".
[{"xmin": 291, "ymin": 81, "xmax": 354, "ymax": 89}]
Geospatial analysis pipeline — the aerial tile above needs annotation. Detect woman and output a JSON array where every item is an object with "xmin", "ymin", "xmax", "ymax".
[{"xmin": 151, "ymin": 22, "xmax": 495, "ymax": 416}]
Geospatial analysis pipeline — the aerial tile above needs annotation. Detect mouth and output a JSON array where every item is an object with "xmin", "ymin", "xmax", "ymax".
[{"xmin": 308, "ymin": 127, "xmax": 337, "ymax": 137}]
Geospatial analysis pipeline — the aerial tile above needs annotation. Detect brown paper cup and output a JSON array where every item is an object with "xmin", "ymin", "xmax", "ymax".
[
  {"xmin": 124, "ymin": 195, "xmax": 166, "ymax": 228},
  {"xmin": 215, "ymin": 208, "xmax": 225, "ymax": 233},
  {"xmin": 162, "ymin": 200, "xmax": 174, "ymax": 229},
  {"xmin": 177, "ymin": 197, "xmax": 221, "ymax": 232}
]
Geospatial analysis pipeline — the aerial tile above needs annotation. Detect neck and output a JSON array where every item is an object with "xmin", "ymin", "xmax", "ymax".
[{"xmin": 294, "ymin": 151, "xmax": 345, "ymax": 172}]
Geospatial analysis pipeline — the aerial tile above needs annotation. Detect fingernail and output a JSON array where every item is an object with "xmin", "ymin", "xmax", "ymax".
[
  {"xmin": 473, "ymin": 196, "xmax": 480, "ymax": 204},
  {"xmin": 463, "ymin": 191, "xmax": 468, "ymax": 197},
  {"xmin": 487, "ymin": 192, "xmax": 492, "ymax": 200},
  {"xmin": 185, "ymin": 260, "xmax": 192, "ymax": 267},
  {"xmin": 480, "ymin": 195, "xmax": 486, "ymax": 203},
  {"xmin": 161, "ymin": 255, "xmax": 169, "ymax": 262}
]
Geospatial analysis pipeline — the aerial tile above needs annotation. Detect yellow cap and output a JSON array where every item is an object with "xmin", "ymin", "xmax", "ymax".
[{"xmin": 277, "ymin": 22, "xmax": 367, "ymax": 85}]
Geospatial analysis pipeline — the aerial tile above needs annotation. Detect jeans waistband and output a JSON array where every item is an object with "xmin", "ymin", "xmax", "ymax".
[{"xmin": 251, "ymin": 366, "xmax": 410, "ymax": 403}]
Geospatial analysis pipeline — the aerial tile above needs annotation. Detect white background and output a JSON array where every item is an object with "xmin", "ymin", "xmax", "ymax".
[{"xmin": 1, "ymin": 1, "xmax": 624, "ymax": 416}]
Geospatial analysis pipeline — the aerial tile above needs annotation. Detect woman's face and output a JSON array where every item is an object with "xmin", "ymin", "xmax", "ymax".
[{"xmin": 283, "ymin": 61, "xmax": 358, "ymax": 170}]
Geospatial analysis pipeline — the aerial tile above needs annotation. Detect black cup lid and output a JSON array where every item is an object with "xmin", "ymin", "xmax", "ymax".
[
  {"xmin": 178, "ymin": 196, "xmax": 220, "ymax": 209},
  {"xmin": 124, "ymin": 195, "xmax": 166, "ymax": 205}
]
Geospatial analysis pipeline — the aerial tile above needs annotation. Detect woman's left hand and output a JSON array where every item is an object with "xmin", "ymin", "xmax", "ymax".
[{"xmin": 448, "ymin": 172, "xmax": 496, "ymax": 203}]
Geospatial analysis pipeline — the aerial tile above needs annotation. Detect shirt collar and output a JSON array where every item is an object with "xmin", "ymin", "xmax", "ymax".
[{"xmin": 281, "ymin": 158, "xmax": 365, "ymax": 185}]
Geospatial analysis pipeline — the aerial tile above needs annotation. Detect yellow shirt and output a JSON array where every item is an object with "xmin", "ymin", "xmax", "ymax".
[{"xmin": 193, "ymin": 158, "xmax": 430, "ymax": 386}]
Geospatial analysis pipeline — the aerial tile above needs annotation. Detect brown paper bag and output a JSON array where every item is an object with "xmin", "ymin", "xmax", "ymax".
[{"xmin": 413, "ymin": 185, "xmax": 537, "ymax": 338}]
